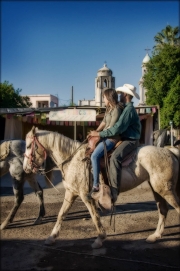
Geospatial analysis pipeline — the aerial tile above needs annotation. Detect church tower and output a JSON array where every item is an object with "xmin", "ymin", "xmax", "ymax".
[
  {"xmin": 95, "ymin": 63, "xmax": 115, "ymax": 107},
  {"xmin": 139, "ymin": 50, "xmax": 150, "ymax": 105}
]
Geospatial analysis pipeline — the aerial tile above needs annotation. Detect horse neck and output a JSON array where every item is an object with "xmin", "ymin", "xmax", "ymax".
[{"xmin": 37, "ymin": 131, "xmax": 81, "ymax": 162}]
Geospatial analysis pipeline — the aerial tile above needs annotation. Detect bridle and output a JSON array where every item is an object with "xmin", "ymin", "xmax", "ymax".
[
  {"xmin": 24, "ymin": 133, "xmax": 88, "ymax": 174},
  {"xmin": 24, "ymin": 135, "xmax": 47, "ymax": 173}
]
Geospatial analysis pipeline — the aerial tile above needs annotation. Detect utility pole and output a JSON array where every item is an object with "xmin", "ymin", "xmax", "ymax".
[
  {"xmin": 169, "ymin": 120, "xmax": 173, "ymax": 146},
  {"xmin": 71, "ymin": 86, "xmax": 76, "ymax": 140},
  {"xmin": 71, "ymin": 86, "xmax": 73, "ymax": 105}
]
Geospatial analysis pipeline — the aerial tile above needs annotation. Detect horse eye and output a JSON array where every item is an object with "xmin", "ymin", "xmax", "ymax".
[{"xmin": 27, "ymin": 144, "xmax": 31, "ymax": 149}]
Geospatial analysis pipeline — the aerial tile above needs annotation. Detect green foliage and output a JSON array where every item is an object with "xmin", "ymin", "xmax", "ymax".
[
  {"xmin": 160, "ymin": 75, "xmax": 180, "ymax": 128},
  {"xmin": 154, "ymin": 25, "xmax": 180, "ymax": 51},
  {"xmin": 143, "ymin": 25, "xmax": 180, "ymax": 128},
  {"xmin": 143, "ymin": 42, "xmax": 180, "ymax": 128},
  {"xmin": 0, "ymin": 81, "xmax": 32, "ymax": 108}
]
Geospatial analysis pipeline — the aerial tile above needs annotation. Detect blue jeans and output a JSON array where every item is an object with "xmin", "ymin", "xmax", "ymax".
[{"xmin": 91, "ymin": 139, "xmax": 115, "ymax": 187}]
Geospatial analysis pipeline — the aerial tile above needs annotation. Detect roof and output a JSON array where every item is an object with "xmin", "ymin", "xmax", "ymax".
[
  {"xmin": 22, "ymin": 94, "xmax": 58, "ymax": 98},
  {"xmin": 0, "ymin": 105, "xmax": 159, "ymax": 116},
  {"xmin": 98, "ymin": 63, "xmax": 112, "ymax": 72},
  {"xmin": 142, "ymin": 53, "xmax": 150, "ymax": 64},
  {"xmin": 97, "ymin": 63, "xmax": 113, "ymax": 76}
]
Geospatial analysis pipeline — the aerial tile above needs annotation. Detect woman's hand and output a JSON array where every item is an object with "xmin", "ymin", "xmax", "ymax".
[{"xmin": 88, "ymin": 130, "xmax": 100, "ymax": 137}]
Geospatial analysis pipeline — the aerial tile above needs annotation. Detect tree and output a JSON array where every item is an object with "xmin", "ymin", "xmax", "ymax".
[
  {"xmin": 143, "ymin": 44, "xmax": 180, "ymax": 107},
  {"xmin": 143, "ymin": 43, "xmax": 180, "ymax": 128},
  {"xmin": 0, "ymin": 81, "xmax": 32, "ymax": 108},
  {"xmin": 154, "ymin": 25, "xmax": 180, "ymax": 51},
  {"xmin": 160, "ymin": 75, "xmax": 180, "ymax": 128}
]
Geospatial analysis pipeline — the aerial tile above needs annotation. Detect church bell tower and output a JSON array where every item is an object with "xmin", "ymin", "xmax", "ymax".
[
  {"xmin": 139, "ymin": 49, "xmax": 150, "ymax": 105},
  {"xmin": 95, "ymin": 63, "xmax": 115, "ymax": 107}
]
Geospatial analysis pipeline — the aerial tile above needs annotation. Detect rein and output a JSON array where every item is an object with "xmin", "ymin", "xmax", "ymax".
[{"xmin": 103, "ymin": 140, "xmax": 116, "ymax": 232}]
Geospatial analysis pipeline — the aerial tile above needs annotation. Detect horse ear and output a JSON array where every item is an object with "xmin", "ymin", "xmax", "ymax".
[{"xmin": 31, "ymin": 126, "xmax": 36, "ymax": 135}]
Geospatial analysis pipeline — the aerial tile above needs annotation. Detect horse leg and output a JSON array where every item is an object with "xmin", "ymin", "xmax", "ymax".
[
  {"xmin": 27, "ymin": 174, "xmax": 45, "ymax": 225},
  {"xmin": 146, "ymin": 185, "xmax": 169, "ymax": 243},
  {"xmin": 163, "ymin": 191, "xmax": 180, "ymax": 214},
  {"xmin": 45, "ymin": 189, "xmax": 77, "ymax": 245},
  {"xmin": 1, "ymin": 178, "xmax": 24, "ymax": 230},
  {"xmin": 81, "ymin": 195, "xmax": 106, "ymax": 249}
]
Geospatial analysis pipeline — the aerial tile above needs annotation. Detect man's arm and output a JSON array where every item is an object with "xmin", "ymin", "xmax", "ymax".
[
  {"xmin": 99, "ymin": 108, "xmax": 131, "ymax": 138},
  {"xmin": 96, "ymin": 121, "xmax": 106, "ymax": 132}
]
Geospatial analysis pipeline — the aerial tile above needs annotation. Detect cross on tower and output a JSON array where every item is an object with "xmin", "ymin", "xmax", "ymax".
[{"xmin": 145, "ymin": 48, "xmax": 151, "ymax": 54}]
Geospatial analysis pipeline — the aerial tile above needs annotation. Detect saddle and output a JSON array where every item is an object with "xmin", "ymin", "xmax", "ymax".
[
  {"xmin": 84, "ymin": 136, "xmax": 136, "ymax": 211},
  {"xmin": 84, "ymin": 136, "xmax": 123, "ymax": 160},
  {"xmin": 0, "ymin": 141, "xmax": 10, "ymax": 161},
  {"xmin": 84, "ymin": 136, "xmax": 135, "ymax": 174},
  {"xmin": 99, "ymin": 148, "xmax": 136, "ymax": 186}
]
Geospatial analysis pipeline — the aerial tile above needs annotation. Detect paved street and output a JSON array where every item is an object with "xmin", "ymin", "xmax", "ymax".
[{"xmin": 1, "ymin": 170, "xmax": 180, "ymax": 271}]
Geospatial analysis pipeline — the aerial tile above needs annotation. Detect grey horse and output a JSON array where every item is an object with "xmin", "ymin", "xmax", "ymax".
[{"xmin": 0, "ymin": 139, "xmax": 55, "ymax": 230}]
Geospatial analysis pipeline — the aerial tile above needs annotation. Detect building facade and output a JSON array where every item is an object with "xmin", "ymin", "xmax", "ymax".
[{"xmin": 24, "ymin": 94, "xmax": 59, "ymax": 108}]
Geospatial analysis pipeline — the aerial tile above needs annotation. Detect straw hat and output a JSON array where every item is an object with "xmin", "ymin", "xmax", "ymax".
[{"xmin": 116, "ymin": 84, "xmax": 140, "ymax": 99}]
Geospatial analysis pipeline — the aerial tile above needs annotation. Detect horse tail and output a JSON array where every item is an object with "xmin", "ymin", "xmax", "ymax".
[
  {"xmin": 177, "ymin": 150, "xmax": 180, "ymax": 199},
  {"xmin": 168, "ymin": 147, "xmax": 180, "ymax": 199},
  {"xmin": 176, "ymin": 153, "xmax": 180, "ymax": 199}
]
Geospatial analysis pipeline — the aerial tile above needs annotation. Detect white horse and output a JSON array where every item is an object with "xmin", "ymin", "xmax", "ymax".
[{"xmin": 23, "ymin": 126, "xmax": 180, "ymax": 249}]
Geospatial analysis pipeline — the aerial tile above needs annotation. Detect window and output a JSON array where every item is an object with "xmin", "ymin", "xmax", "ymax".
[{"xmin": 103, "ymin": 79, "xmax": 107, "ymax": 88}]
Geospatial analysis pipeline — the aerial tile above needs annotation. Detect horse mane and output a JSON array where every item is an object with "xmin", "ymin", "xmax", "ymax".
[{"xmin": 36, "ymin": 129, "xmax": 82, "ymax": 157}]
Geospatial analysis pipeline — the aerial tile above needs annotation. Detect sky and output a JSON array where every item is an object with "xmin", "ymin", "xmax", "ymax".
[{"xmin": 1, "ymin": 0, "xmax": 179, "ymax": 106}]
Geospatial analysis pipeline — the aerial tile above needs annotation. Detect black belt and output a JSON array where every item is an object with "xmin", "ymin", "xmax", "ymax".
[{"xmin": 121, "ymin": 138, "xmax": 138, "ymax": 141}]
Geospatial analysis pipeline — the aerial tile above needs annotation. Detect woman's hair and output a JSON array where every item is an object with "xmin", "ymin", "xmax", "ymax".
[{"xmin": 103, "ymin": 88, "xmax": 118, "ymax": 110}]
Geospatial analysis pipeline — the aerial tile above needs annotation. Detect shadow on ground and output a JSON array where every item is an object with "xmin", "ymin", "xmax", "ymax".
[{"xmin": 1, "ymin": 237, "xmax": 180, "ymax": 271}]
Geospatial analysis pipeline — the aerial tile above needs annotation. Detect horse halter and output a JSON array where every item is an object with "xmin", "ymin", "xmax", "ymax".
[{"xmin": 24, "ymin": 134, "xmax": 47, "ymax": 173}]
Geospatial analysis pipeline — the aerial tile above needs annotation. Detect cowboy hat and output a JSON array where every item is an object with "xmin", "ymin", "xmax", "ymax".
[{"xmin": 116, "ymin": 84, "xmax": 140, "ymax": 99}]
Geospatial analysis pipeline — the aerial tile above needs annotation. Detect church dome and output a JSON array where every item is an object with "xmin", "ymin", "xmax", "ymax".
[
  {"xmin": 97, "ymin": 63, "xmax": 112, "ymax": 76},
  {"xmin": 142, "ymin": 53, "xmax": 150, "ymax": 64}
]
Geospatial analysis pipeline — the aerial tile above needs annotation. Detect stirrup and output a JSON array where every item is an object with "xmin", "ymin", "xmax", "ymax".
[{"xmin": 87, "ymin": 187, "xmax": 99, "ymax": 200}]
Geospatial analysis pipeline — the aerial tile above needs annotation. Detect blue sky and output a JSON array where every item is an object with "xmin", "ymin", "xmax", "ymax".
[{"xmin": 1, "ymin": 0, "xmax": 179, "ymax": 106}]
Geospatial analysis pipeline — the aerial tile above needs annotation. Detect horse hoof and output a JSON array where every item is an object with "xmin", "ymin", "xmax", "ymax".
[
  {"xmin": 146, "ymin": 234, "xmax": 161, "ymax": 243},
  {"xmin": 91, "ymin": 237, "xmax": 103, "ymax": 249},
  {"xmin": 45, "ymin": 236, "xmax": 55, "ymax": 246}
]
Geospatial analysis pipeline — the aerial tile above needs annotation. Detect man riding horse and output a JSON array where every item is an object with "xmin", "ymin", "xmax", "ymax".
[{"xmin": 88, "ymin": 83, "xmax": 141, "ymax": 203}]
